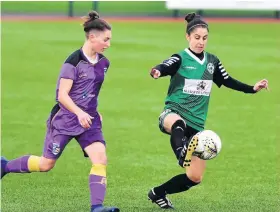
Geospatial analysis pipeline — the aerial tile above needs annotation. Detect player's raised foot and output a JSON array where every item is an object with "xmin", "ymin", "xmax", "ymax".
[
  {"xmin": 148, "ymin": 188, "xmax": 174, "ymax": 209},
  {"xmin": 91, "ymin": 206, "xmax": 119, "ymax": 212},
  {"xmin": 178, "ymin": 135, "xmax": 199, "ymax": 168},
  {"xmin": 1, "ymin": 157, "xmax": 9, "ymax": 179}
]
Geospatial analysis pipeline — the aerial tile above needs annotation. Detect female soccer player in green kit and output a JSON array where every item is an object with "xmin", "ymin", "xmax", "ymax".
[{"xmin": 148, "ymin": 13, "xmax": 269, "ymax": 209}]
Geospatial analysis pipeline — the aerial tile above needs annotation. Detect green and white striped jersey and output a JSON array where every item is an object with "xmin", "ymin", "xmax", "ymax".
[{"xmin": 152, "ymin": 48, "xmax": 255, "ymax": 131}]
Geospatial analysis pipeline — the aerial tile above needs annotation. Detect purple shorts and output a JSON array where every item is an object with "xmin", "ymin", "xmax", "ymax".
[{"xmin": 43, "ymin": 112, "xmax": 105, "ymax": 159}]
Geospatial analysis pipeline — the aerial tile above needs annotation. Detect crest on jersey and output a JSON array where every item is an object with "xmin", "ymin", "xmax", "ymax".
[
  {"xmin": 52, "ymin": 143, "xmax": 60, "ymax": 155},
  {"xmin": 207, "ymin": 63, "xmax": 214, "ymax": 74}
]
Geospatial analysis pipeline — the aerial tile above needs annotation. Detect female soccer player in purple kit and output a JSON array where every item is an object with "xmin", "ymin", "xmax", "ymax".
[{"xmin": 1, "ymin": 11, "xmax": 119, "ymax": 212}]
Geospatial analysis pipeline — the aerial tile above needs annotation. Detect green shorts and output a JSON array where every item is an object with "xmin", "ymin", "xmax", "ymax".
[
  {"xmin": 158, "ymin": 108, "xmax": 200, "ymax": 137},
  {"xmin": 158, "ymin": 108, "xmax": 184, "ymax": 135}
]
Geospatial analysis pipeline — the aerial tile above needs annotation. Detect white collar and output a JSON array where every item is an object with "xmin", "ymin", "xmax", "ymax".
[
  {"xmin": 185, "ymin": 48, "xmax": 206, "ymax": 65},
  {"xmin": 83, "ymin": 51, "xmax": 98, "ymax": 65}
]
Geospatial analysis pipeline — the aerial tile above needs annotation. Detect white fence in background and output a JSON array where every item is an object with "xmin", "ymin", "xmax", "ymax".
[{"xmin": 166, "ymin": 0, "xmax": 280, "ymax": 10}]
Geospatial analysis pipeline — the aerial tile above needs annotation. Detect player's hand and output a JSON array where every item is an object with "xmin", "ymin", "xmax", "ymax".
[
  {"xmin": 150, "ymin": 69, "xmax": 161, "ymax": 79},
  {"xmin": 253, "ymin": 79, "xmax": 269, "ymax": 92},
  {"xmin": 77, "ymin": 111, "xmax": 94, "ymax": 129}
]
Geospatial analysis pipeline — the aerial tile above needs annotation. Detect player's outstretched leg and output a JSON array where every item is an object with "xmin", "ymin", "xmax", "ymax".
[
  {"xmin": 1, "ymin": 157, "xmax": 9, "ymax": 179},
  {"xmin": 91, "ymin": 206, "xmax": 119, "ymax": 212},
  {"xmin": 1, "ymin": 156, "xmax": 40, "ymax": 178},
  {"xmin": 178, "ymin": 135, "xmax": 199, "ymax": 168},
  {"xmin": 1, "ymin": 155, "xmax": 57, "ymax": 179},
  {"xmin": 148, "ymin": 188, "xmax": 174, "ymax": 209}
]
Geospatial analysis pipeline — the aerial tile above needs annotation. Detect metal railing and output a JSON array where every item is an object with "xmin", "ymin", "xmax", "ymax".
[{"xmin": 68, "ymin": 1, "xmax": 98, "ymax": 17}]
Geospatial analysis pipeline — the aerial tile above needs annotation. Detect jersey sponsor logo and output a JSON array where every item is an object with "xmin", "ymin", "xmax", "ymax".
[
  {"xmin": 88, "ymin": 94, "xmax": 95, "ymax": 98},
  {"xmin": 82, "ymin": 92, "xmax": 96, "ymax": 99},
  {"xmin": 197, "ymin": 81, "xmax": 207, "ymax": 91},
  {"xmin": 183, "ymin": 79, "xmax": 213, "ymax": 96},
  {"xmin": 52, "ymin": 143, "xmax": 61, "ymax": 155},
  {"xmin": 207, "ymin": 63, "xmax": 214, "ymax": 74}
]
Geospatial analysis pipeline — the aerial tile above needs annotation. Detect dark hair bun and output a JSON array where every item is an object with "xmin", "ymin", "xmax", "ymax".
[
  {"xmin": 185, "ymin": 12, "xmax": 197, "ymax": 23},
  {"xmin": 88, "ymin": 11, "xmax": 99, "ymax": 21}
]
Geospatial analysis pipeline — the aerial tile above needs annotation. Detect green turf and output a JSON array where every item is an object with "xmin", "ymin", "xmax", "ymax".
[
  {"xmin": 0, "ymin": 1, "xmax": 172, "ymax": 15},
  {"xmin": 1, "ymin": 1, "xmax": 276, "ymax": 17},
  {"xmin": 1, "ymin": 19, "xmax": 280, "ymax": 212}
]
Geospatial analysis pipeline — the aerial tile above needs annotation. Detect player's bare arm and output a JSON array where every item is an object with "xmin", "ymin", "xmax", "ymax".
[{"xmin": 58, "ymin": 78, "xmax": 93, "ymax": 129}]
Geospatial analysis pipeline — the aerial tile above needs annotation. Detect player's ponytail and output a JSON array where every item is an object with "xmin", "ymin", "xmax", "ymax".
[
  {"xmin": 185, "ymin": 12, "xmax": 209, "ymax": 35},
  {"xmin": 184, "ymin": 12, "xmax": 196, "ymax": 23},
  {"xmin": 82, "ymin": 10, "xmax": 111, "ymax": 37},
  {"xmin": 88, "ymin": 11, "xmax": 100, "ymax": 21}
]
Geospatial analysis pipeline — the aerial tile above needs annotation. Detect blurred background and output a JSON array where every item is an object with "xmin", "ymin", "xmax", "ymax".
[
  {"xmin": 1, "ymin": 0, "xmax": 280, "ymax": 19},
  {"xmin": 1, "ymin": 1, "xmax": 280, "ymax": 212}
]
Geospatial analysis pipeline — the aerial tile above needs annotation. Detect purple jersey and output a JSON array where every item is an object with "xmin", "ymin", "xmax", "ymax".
[
  {"xmin": 56, "ymin": 49, "xmax": 109, "ymax": 113},
  {"xmin": 49, "ymin": 49, "xmax": 110, "ymax": 136}
]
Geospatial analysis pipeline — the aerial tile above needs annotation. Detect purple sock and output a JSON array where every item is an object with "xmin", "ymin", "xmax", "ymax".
[
  {"xmin": 5, "ymin": 155, "xmax": 31, "ymax": 173},
  {"xmin": 89, "ymin": 175, "xmax": 106, "ymax": 206}
]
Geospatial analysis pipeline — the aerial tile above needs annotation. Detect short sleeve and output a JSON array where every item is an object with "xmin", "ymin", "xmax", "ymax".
[{"xmin": 59, "ymin": 63, "xmax": 77, "ymax": 81}]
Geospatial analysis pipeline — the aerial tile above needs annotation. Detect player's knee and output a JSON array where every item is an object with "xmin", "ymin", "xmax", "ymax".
[
  {"xmin": 91, "ymin": 152, "xmax": 107, "ymax": 165},
  {"xmin": 163, "ymin": 113, "xmax": 183, "ymax": 133},
  {"xmin": 40, "ymin": 163, "xmax": 55, "ymax": 172},
  {"xmin": 39, "ymin": 159, "xmax": 56, "ymax": 172},
  {"xmin": 99, "ymin": 155, "xmax": 107, "ymax": 165}
]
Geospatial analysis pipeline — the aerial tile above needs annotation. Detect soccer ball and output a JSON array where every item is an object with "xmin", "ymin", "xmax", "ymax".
[{"xmin": 193, "ymin": 130, "xmax": 222, "ymax": 160}]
